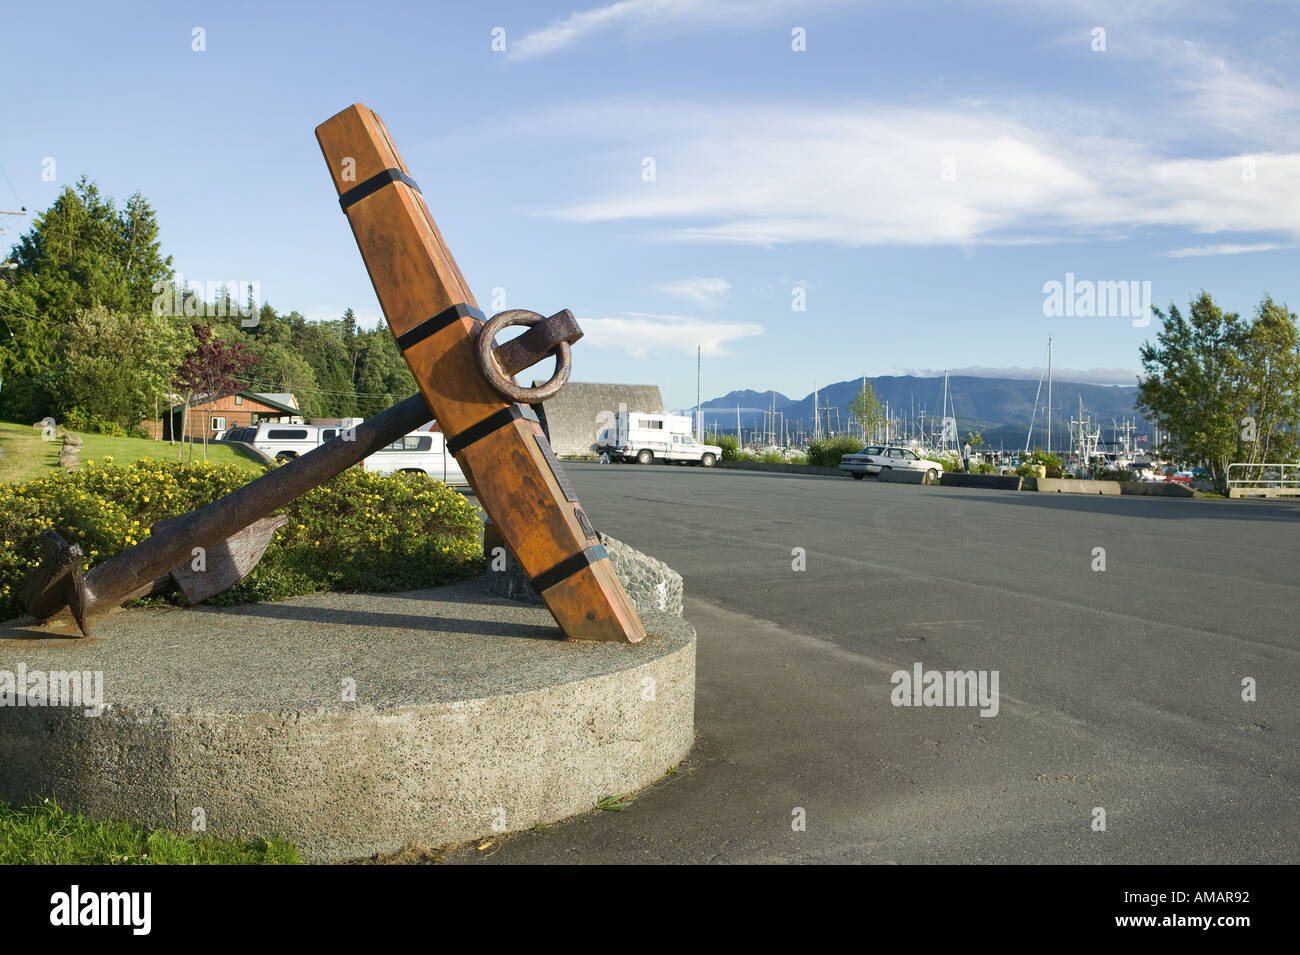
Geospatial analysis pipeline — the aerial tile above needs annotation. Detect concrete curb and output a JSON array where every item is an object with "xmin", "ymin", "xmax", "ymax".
[
  {"xmin": 719, "ymin": 460, "xmax": 844, "ymax": 477},
  {"xmin": 1025, "ymin": 477, "xmax": 1122, "ymax": 494},
  {"xmin": 1122, "ymin": 482, "xmax": 1195, "ymax": 497},
  {"xmin": 877, "ymin": 468, "xmax": 929, "ymax": 485},
  {"xmin": 0, "ymin": 580, "xmax": 696, "ymax": 862},
  {"xmin": 940, "ymin": 473, "xmax": 1024, "ymax": 490}
]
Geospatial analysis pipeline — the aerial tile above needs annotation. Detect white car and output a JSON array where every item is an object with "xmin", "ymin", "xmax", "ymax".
[
  {"xmin": 840, "ymin": 445, "xmax": 945, "ymax": 483},
  {"xmin": 357, "ymin": 427, "xmax": 467, "ymax": 486}
]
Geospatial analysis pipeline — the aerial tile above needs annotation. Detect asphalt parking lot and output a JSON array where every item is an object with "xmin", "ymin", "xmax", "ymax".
[{"xmin": 448, "ymin": 463, "xmax": 1300, "ymax": 863}]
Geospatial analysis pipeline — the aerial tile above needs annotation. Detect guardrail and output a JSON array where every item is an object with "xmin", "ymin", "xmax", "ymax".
[{"xmin": 1227, "ymin": 462, "xmax": 1300, "ymax": 489}]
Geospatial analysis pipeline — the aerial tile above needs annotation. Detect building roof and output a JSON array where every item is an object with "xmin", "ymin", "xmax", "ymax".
[{"xmin": 168, "ymin": 390, "xmax": 302, "ymax": 416}]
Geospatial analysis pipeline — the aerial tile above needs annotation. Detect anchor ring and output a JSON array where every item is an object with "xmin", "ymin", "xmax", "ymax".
[{"xmin": 476, "ymin": 308, "xmax": 579, "ymax": 403}]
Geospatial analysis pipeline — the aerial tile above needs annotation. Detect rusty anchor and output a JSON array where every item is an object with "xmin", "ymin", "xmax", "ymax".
[
  {"xmin": 20, "ymin": 101, "xmax": 640, "ymax": 642},
  {"xmin": 18, "ymin": 310, "xmax": 590, "ymax": 638}
]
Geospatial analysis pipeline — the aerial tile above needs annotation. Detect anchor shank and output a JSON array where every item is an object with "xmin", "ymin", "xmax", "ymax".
[{"xmin": 51, "ymin": 392, "xmax": 430, "ymax": 622}]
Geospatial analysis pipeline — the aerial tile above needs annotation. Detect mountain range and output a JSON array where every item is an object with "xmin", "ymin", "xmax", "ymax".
[{"xmin": 679, "ymin": 375, "xmax": 1151, "ymax": 449}]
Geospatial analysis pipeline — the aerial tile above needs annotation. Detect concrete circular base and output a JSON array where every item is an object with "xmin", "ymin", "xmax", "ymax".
[{"xmin": 0, "ymin": 578, "xmax": 695, "ymax": 862}]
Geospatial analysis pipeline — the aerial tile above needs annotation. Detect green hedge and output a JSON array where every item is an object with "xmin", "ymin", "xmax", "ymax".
[
  {"xmin": 806, "ymin": 436, "xmax": 866, "ymax": 467},
  {"xmin": 705, "ymin": 432, "xmax": 741, "ymax": 461},
  {"xmin": 0, "ymin": 457, "xmax": 483, "ymax": 621}
]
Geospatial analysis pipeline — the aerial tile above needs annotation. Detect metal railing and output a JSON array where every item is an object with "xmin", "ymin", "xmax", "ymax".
[{"xmin": 1227, "ymin": 462, "xmax": 1300, "ymax": 489}]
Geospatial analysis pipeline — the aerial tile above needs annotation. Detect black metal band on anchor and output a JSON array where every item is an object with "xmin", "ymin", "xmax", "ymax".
[
  {"xmin": 445, "ymin": 405, "xmax": 525, "ymax": 456},
  {"xmin": 531, "ymin": 544, "xmax": 609, "ymax": 593},
  {"xmin": 395, "ymin": 304, "xmax": 485, "ymax": 352},
  {"xmin": 338, "ymin": 167, "xmax": 422, "ymax": 211}
]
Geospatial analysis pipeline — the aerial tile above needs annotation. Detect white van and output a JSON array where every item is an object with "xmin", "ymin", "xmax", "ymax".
[
  {"xmin": 350, "ymin": 423, "xmax": 467, "ymax": 486},
  {"xmin": 246, "ymin": 419, "xmax": 467, "ymax": 486},
  {"xmin": 249, "ymin": 423, "xmax": 323, "ymax": 461},
  {"xmin": 598, "ymin": 411, "xmax": 721, "ymax": 466}
]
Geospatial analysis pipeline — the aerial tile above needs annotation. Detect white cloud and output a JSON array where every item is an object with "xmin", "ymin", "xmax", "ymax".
[
  {"xmin": 1130, "ymin": 36, "xmax": 1300, "ymax": 147},
  {"xmin": 509, "ymin": 0, "xmax": 830, "ymax": 60},
  {"xmin": 578, "ymin": 311, "xmax": 763, "ymax": 357},
  {"xmin": 1163, "ymin": 242, "xmax": 1293, "ymax": 257},
  {"xmin": 526, "ymin": 102, "xmax": 1300, "ymax": 247},
  {"xmin": 655, "ymin": 276, "xmax": 731, "ymax": 309}
]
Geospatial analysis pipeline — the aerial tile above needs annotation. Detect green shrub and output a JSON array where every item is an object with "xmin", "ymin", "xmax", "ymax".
[
  {"xmin": 929, "ymin": 451, "xmax": 961, "ymax": 473},
  {"xmin": 62, "ymin": 409, "xmax": 129, "ymax": 437},
  {"xmin": 806, "ymin": 436, "xmax": 865, "ymax": 467},
  {"xmin": 974, "ymin": 462, "xmax": 997, "ymax": 474},
  {"xmin": 0, "ymin": 457, "xmax": 482, "ymax": 621},
  {"xmin": 1014, "ymin": 449, "xmax": 1063, "ymax": 478},
  {"xmin": 705, "ymin": 432, "xmax": 741, "ymax": 461}
]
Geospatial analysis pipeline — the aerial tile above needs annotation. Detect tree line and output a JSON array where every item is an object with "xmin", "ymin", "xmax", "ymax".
[
  {"xmin": 3, "ymin": 180, "xmax": 1297, "ymax": 494},
  {"xmin": 0, "ymin": 178, "xmax": 416, "ymax": 433}
]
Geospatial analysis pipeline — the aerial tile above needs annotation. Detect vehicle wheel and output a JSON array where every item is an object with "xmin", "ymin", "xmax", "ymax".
[
  {"xmin": 880, "ymin": 466, "xmax": 891, "ymax": 473},
  {"xmin": 275, "ymin": 451, "xmax": 296, "ymax": 463},
  {"xmin": 926, "ymin": 468, "xmax": 937, "ymax": 484},
  {"xmin": 636, "ymin": 449, "xmax": 654, "ymax": 465},
  {"xmin": 851, "ymin": 472, "xmax": 865, "ymax": 480},
  {"xmin": 700, "ymin": 453, "xmax": 716, "ymax": 468}
]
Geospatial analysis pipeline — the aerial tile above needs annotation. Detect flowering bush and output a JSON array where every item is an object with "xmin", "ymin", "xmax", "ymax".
[{"xmin": 0, "ymin": 457, "xmax": 482, "ymax": 620}]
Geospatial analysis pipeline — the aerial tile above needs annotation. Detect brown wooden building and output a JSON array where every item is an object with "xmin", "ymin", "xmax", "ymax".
[{"xmin": 145, "ymin": 391, "xmax": 303, "ymax": 441}]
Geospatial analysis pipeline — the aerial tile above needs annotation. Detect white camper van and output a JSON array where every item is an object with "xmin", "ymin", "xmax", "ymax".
[{"xmin": 598, "ymin": 411, "xmax": 721, "ymax": 466}]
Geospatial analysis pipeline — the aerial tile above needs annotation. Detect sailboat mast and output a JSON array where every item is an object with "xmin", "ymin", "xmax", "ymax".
[{"xmin": 1046, "ymin": 337, "xmax": 1053, "ymax": 455}]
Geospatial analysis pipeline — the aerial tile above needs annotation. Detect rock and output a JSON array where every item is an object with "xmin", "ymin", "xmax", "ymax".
[
  {"xmin": 62, "ymin": 433, "xmax": 83, "ymax": 447},
  {"xmin": 483, "ymin": 523, "xmax": 684, "ymax": 616}
]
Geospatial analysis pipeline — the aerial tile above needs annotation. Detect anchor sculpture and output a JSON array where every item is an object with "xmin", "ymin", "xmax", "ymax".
[{"xmin": 20, "ymin": 104, "xmax": 646, "ymax": 645}]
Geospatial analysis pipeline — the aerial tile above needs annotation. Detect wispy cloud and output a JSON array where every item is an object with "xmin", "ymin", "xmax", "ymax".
[
  {"xmin": 655, "ymin": 276, "xmax": 731, "ymax": 309},
  {"xmin": 1163, "ymin": 242, "xmax": 1293, "ymax": 257},
  {"xmin": 578, "ymin": 311, "xmax": 763, "ymax": 357},
  {"xmin": 524, "ymin": 101, "xmax": 1300, "ymax": 247},
  {"xmin": 509, "ymin": 0, "xmax": 829, "ymax": 60}
]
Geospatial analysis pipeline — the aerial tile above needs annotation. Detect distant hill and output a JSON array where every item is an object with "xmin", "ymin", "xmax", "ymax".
[{"xmin": 680, "ymin": 375, "xmax": 1149, "ymax": 449}]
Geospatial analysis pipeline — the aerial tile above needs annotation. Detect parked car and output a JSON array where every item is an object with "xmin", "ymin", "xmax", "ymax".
[
  {"xmin": 840, "ymin": 445, "xmax": 946, "ymax": 483},
  {"xmin": 839, "ymin": 445, "xmax": 885, "ymax": 479},
  {"xmin": 355, "ymin": 425, "xmax": 467, "ymax": 486}
]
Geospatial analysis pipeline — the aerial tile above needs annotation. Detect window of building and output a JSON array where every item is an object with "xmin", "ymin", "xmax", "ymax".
[
  {"xmin": 211, "ymin": 416, "xmax": 226, "ymax": 432},
  {"xmin": 234, "ymin": 395, "xmax": 243, "ymax": 405}
]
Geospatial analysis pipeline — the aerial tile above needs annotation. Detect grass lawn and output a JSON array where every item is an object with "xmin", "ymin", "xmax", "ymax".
[
  {"xmin": 0, "ymin": 798, "xmax": 301, "ymax": 864},
  {"xmin": 0, "ymin": 420, "xmax": 266, "ymax": 484}
]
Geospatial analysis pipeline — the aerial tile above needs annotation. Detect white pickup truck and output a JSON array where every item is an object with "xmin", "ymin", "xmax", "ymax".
[{"xmin": 597, "ymin": 412, "xmax": 722, "ymax": 467}]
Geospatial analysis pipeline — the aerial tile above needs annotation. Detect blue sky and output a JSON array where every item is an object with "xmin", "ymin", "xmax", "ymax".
[{"xmin": 2, "ymin": 0, "xmax": 1297, "ymax": 410}]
